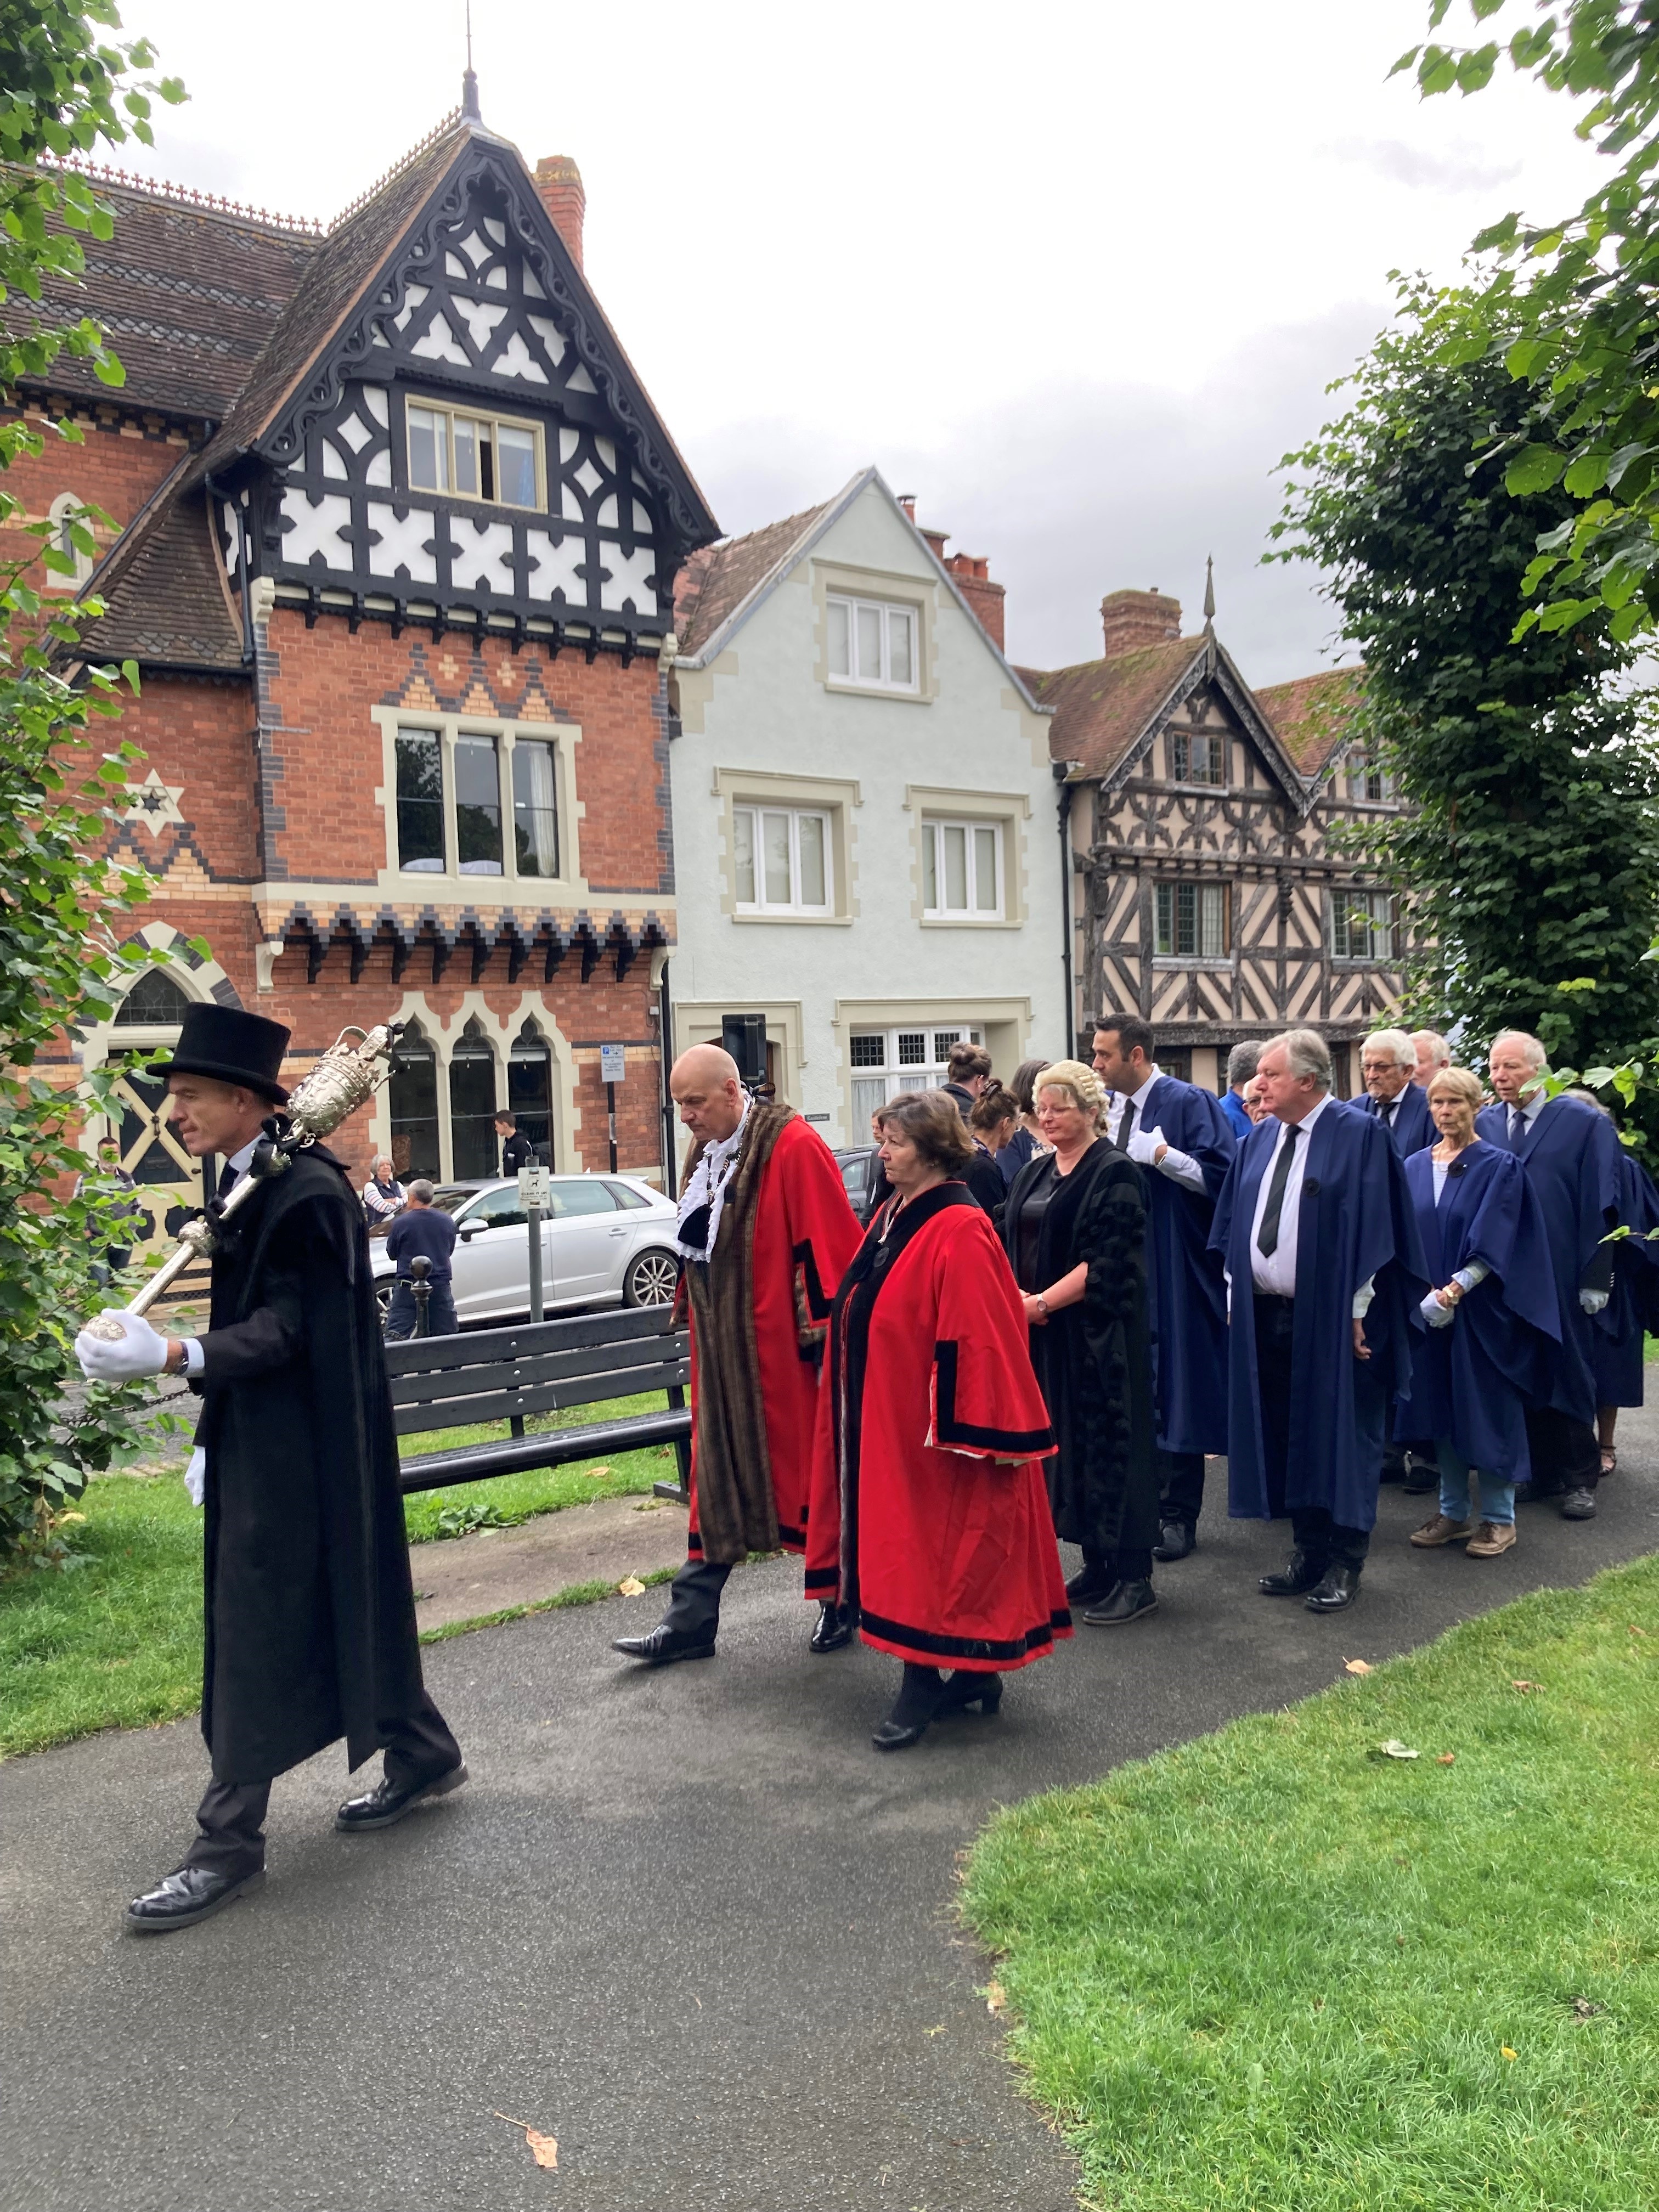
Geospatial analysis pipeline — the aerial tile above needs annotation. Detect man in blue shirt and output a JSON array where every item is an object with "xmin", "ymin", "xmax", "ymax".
[
  {"xmin": 1220, "ymin": 1042, "xmax": 1261, "ymax": 1142},
  {"xmin": 383, "ymin": 1181, "xmax": 459, "ymax": 1338}
]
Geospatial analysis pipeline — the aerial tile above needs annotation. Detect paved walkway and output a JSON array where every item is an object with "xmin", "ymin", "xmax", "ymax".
[{"xmin": 6, "ymin": 1421, "xmax": 1657, "ymax": 2212}]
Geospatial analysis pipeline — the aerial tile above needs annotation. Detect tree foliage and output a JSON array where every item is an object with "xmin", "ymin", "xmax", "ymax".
[
  {"xmin": 0, "ymin": 1, "xmax": 185, "ymax": 1569},
  {"xmin": 1274, "ymin": 278, "xmax": 1659, "ymax": 1093},
  {"xmin": 1396, "ymin": 2, "xmax": 1659, "ymax": 639}
]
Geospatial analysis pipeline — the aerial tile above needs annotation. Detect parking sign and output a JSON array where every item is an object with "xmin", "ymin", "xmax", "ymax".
[{"xmin": 600, "ymin": 1043, "xmax": 626, "ymax": 1084}]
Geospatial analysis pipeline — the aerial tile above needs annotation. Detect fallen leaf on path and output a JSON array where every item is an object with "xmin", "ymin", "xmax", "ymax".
[
  {"xmin": 925, "ymin": 2025, "xmax": 946, "ymax": 2037},
  {"xmin": 1500, "ymin": 2045, "xmax": 1517, "ymax": 2061},
  {"xmin": 1378, "ymin": 1740, "xmax": 1419, "ymax": 1759},
  {"xmin": 617, "ymin": 1575, "xmax": 646, "ymax": 1596},
  {"xmin": 586, "ymin": 1465, "xmax": 611, "ymax": 1480},
  {"xmin": 1436, "ymin": 1752, "xmax": 1456, "ymax": 1765},
  {"xmin": 1344, "ymin": 1658, "xmax": 1374, "ymax": 1675},
  {"xmin": 493, "ymin": 2112, "xmax": 558, "ymax": 2169},
  {"xmin": 985, "ymin": 1982, "xmax": 1006, "ymax": 2015},
  {"xmin": 1511, "ymin": 1679, "xmax": 1541, "ymax": 1692},
  {"xmin": 631, "ymin": 1500, "xmax": 665, "ymax": 1513}
]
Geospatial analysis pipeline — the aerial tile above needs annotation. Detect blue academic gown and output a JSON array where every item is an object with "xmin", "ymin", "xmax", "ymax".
[
  {"xmin": 1593, "ymin": 1150, "xmax": 1659, "ymax": 1408},
  {"xmin": 1221, "ymin": 1088, "xmax": 1255, "ymax": 1143},
  {"xmin": 1475, "ymin": 1096, "xmax": 1621, "ymax": 1425},
  {"xmin": 1394, "ymin": 1143, "xmax": 1560, "ymax": 1482},
  {"xmin": 1210, "ymin": 1105, "xmax": 1427, "ymax": 1533},
  {"xmin": 1134, "ymin": 1075, "xmax": 1235, "ymax": 1456},
  {"xmin": 1353, "ymin": 1083, "xmax": 1434, "ymax": 1158}
]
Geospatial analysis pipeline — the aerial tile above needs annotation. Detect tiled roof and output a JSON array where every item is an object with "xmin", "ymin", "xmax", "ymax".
[
  {"xmin": 77, "ymin": 465, "xmax": 245, "ymax": 672},
  {"xmin": 22, "ymin": 185, "xmax": 318, "ymax": 419},
  {"xmin": 674, "ymin": 501, "xmax": 833, "ymax": 657},
  {"xmin": 1018, "ymin": 636, "xmax": 1205, "ymax": 779},
  {"xmin": 1256, "ymin": 666, "xmax": 1364, "ymax": 775}
]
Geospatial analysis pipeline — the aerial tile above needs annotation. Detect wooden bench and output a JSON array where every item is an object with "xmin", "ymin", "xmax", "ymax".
[{"xmin": 385, "ymin": 1304, "xmax": 691, "ymax": 1498}]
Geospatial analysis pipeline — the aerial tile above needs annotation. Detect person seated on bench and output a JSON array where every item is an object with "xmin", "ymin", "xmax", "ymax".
[
  {"xmin": 383, "ymin": 1182, "xmax": 459, "ymax": 1339},
  {"xmin": 613, "ymin": 1045, "xmax": 862, "ymax": 1667}
]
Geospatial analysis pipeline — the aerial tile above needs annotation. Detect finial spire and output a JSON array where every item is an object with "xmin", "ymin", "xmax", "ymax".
[
  {"xmin": 1203, "ymin": 553, "xmax": 1216, "ymax": 632},
  {"xmin": 462, "ymin": 0, "xmax": 481, "ymax": 119}
]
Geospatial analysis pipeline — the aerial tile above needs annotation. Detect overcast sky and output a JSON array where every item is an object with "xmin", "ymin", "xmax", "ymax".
[{"xmin": 112, "ymin": 0, "xmax": 1602, "ymax": 680}]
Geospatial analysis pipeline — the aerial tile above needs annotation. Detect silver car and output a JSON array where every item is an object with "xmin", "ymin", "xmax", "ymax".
[{"xmin": 371, "ymin": 1175, "xmax": 681, "ymax": 1327}]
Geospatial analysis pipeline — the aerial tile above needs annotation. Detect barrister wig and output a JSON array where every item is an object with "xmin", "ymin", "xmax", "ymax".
[
  {"xmin": 1034, "ymin": 1060, "xmax": 1109, "ymax": 1133},
  {"xmin": 874, "ymin": 1089, "xmax": 976, "ymax": 1174}
]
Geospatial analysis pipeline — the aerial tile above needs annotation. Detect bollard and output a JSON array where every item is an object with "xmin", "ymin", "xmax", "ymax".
[{"xmin": 410, "ymin": 1253, "xmax": 432, "ymax": 1339}]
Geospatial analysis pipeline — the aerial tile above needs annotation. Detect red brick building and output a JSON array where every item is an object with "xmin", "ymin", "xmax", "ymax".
[{"xmin": 22, "ymin": 99, "xmax": 716, "ymax": 1244}]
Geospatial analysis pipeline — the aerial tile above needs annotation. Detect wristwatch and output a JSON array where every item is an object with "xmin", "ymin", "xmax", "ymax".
[{"xmin": 1035, "ymin": 1295, "xmax": 1049, "ymax": 1319}]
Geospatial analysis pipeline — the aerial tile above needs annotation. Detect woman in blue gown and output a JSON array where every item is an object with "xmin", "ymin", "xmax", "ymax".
[{"xmin": 1396, "ymin": 1067, "xmax": 1560, "ymax": 1559}]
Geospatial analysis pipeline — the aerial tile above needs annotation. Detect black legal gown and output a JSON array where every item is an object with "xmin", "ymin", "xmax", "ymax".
[{"xmin": 193, "ymin": 1147, "xmax": 430, "ymax": 1785}]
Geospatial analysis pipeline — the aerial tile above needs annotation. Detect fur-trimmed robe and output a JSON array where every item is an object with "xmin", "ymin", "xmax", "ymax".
[
  {"xmin": 680, "ymin": 1104, "xmax": 862, "ymax": 1568},
  {"xmin": 805, "ymin": 1183, "xmax": 1069, "ymax": 1671},
  {"xmin": 1001, "ymin": 1138, "xmax": 1159, "ymax": 1561}
]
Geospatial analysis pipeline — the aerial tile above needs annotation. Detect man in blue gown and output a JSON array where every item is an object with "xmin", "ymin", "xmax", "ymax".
[
  {"xmin": 1476, "ymin": 1031, "xmax": 1621, "ymax": 1518},
  {"xmin": 1094, "ymin": 1017, "xmax": 1235, "ymax": 1571},
  {"xmin": 1210, "ymin": 1028, "xmax": 1427, "ymax": 1613},
  {"xmin": 1351, "ymin": 1028, "xmax": 1435, "ymax": 1487}
]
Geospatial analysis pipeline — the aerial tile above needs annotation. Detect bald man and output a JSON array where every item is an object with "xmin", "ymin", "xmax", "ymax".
[{"xmin": 614, "ymin": 1046, "xmax": 862, "ymax": 1664}]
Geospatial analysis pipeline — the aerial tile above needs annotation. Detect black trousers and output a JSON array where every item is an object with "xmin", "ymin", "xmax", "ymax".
[
  {"xmin": 1156, "ymin": 1448, "xmax": 1205, "ymax": 1529},
  {"xmin": 661, "ymin": 1555, "xmax": 732, "ymax": 1637},
  {"xmin": 1254, "ymin": 1294, "xmax": 1370, "ymax": 1573},
  {"xmin": 1081, "ymin": 1541, "xmax": 1154, "ymax": 1584},
  {"xmin": 1524, "ymin": 1407, "xmax": 1599, "ymax": 1494},
  {"xmin": 184, "ymin": 1689, "xmax": 461, "ymax": 1876}
]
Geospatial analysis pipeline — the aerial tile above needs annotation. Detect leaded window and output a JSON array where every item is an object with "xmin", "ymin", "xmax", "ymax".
[
  {"xmin": 1331, "ymin": 889, "xmax": 1395, "ymax": 962},
  {"xmin": 1170, "ymin": 730, "xmax": 1224, "ymax": 786},
  {"xmin": 1155, "ymin": 882, "xmax": 1228, "ymax": 959}
]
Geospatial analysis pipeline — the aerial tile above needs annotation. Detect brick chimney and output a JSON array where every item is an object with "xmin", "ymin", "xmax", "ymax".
[
  {"xmin": 1101, "ymin": 588, "xmax": 1182, "ymax": 658},
  {"xmin": 534, "ymin": 154, "xmax": 586, "ymax": 272},
  {"xmin": 945, "ymin": 550, "xmax": 1006, "ymax": 653}
]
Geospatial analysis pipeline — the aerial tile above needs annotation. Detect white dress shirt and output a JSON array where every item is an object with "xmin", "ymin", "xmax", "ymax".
[
  {"xmin": 180, "ymin": 1136, "xmax": 259, "ymax": 1378},
  {"xmin": 1240, "ymin": 1093, "xmax": 1374, "ymax": 1317},
  {"xmin": 1108, "ymin": 1068, "xmax": 1209, "ymax": 1194},
  {"xmin": 1505, "ymin": 1087, "xmax": 1548, "ymax": 1145}
]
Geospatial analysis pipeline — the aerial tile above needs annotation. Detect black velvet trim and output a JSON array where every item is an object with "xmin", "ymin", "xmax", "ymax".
[
  {"xmin": 932, "ymin": 1339, "xmax": 1054, "ymax": 1454},
  {"xmin": 792, "ymin": 1239, "xmax": 834, "ymax": 1322},
  {"xmin": 858, "ymin": 1608, "xmax": 1060, "ymax": 1662},
  {"xmin": 686, "ymin": 1530, "xmax": 704, "ymax": 1556},
  {"xmin": 1051, "ymin": 1605, "xmax": 1073, "ymax": 1632},
  {"xmin": 804, "ymin": 1567, "xmax": 838, "ymax": 1592},
  {"xmin": 776, "ymin": 1522, "xmax": 805, "ymax": 1548}
]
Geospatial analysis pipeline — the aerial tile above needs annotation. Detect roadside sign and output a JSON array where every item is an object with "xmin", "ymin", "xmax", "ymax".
[
  {"xmin": 600, "ymin": 1043, "xmax": 626, "ymax": 1084},
  {"xmin": 517, "ymin": 1165, "xmax": 552, "ymax": 1211}
]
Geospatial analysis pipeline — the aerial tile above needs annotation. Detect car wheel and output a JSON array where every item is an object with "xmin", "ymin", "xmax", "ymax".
[
  {"xmin": 624, "ymin": 1247, "xmax": 680, "ymax": 1307},
  {"xmin": 375, "ymin": 1280, "xmax": 394, "ymax": 1327}
]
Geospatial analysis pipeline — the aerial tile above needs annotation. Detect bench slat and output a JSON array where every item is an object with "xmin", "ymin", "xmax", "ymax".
[
  {"xmin": 393, "ymin": 1367, "xmax": 687, "ymax": 1436},
  {"xmin": 399, "ymin": 1407, "xmax": 691, "ymax": 1495},
  {"xmin": 383, "ymin": 1305, "xmax": 680, "ymax": 1378},
  {"xmin": 387, "ymin": 1341, "xmax": 688, "ymax": 1414}
]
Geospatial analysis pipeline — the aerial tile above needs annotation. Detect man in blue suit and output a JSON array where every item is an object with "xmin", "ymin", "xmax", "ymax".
[
  {"xmin": 1094, "ymin": 1016, "xmax": 1235, "ymax": 1570},
  {"xmin": 1477, "ymin": 1029, "xmax": 1621, "ymax": 1519},
  {"xmin": 1353, "ymin": 1029, "xmax": 1435, "ymax": 1156}
]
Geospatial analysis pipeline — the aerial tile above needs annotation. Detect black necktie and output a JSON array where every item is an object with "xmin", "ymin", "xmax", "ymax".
[
  {"xmin": 1508, "ymin": 1106, "xmax": 1525, "ymax": 1150},
  {"xmin": 1256, "ymin": 1124, "xmax": 1301, "ymax": 1257},
  {"xmin": 1384, "ymin": 1098, "xmax": 1396, "ymax": 1127},
  {"xmin": 1119, "ymin": 1099, "xmax": 1137, "ymax": 1148},
  {"xmin": 217, "ymin": 1160, "xmax": 238, "ymax": 1198}
]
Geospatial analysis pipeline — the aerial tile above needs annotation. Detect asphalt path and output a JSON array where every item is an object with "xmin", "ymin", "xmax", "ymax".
[{"xmin": 7, "ymin": 1419, "xmax": 1658, "ymax": 2212}]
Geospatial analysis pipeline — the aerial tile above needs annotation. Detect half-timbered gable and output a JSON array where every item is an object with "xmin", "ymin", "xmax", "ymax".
[
  {"xmin": 23, "ymin": 100, "xmax": 717, "ymax": 1247},
  {"xmin": 1024, "ymin": 588, "xmax": 1398, "ymax": 1094}
]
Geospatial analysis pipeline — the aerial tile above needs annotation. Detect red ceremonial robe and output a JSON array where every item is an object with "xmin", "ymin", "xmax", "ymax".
[
  {"xmin": 806, "ymin": 1182, "xmax": 1069, "ymax": 1672},
  {"xmin": 686, "ymin": 1110, "xmax": 863, "ymax": 1564}
]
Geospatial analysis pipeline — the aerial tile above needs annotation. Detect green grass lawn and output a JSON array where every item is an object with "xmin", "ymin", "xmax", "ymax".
[
  {"xmin": 0, "ymin": 1392, "xmax": 677, "ymax": 1760},
  {"xmin": 963, "ymin": 1554, "xmax": 1659, "ymax": 2212}
]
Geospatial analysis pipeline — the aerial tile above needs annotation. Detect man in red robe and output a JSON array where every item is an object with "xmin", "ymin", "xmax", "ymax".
[{"xmin": 613, "ymin": 1044, "xmax": 862, "ymax": 1666}]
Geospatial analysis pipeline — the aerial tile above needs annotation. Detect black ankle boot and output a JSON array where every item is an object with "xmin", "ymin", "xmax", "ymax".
[
  {"xmin": 939, "ymin": 1670, "xmax": 1003, "ymax": 1717},
  {"xmin": 872, "ymin": 1663, "xmax": 944, "ymax": 1751}
]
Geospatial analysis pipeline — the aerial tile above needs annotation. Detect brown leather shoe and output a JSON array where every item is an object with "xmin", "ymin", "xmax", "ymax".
[
  {"xmin": 1465, "ymin": 1520, "xmax": 1516, "ymax": 1558},
  {"xmin": 1409, "ymin": 1514, "xmax": 1475, "ymax": 1547}
]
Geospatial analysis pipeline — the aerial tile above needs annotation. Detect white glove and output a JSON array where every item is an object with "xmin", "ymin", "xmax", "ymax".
[
  {"xmin": 184, "ymin": 1446, "xmax": 206, "ymax": 1508},
  {"xmin": 75, "ymin": 1308, "xmax": 170, "ymax": 1381},
  {"xmin": 1419, "ymin": 1290, "xmax": 1456, "ymax": 1329},
  {"xmin": 1126, "ymin": 1125, "xmax": 1164, "ymax": 1165},
  {"xmin": 1581, "ymin": 1288, "xmax": 1610, "ymax": 1316}
]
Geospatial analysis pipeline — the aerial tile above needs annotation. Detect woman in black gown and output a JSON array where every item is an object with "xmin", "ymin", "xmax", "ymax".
[{"xmin": 1001, "ymin": 1059, "xmax": 1159, "ymax": 1627}]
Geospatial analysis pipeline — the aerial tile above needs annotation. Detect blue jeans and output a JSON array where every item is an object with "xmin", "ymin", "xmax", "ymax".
[
  {"xmin": 1437, "ymin": 1441, "xmax": 1515, "ymax": 1527},
  {"xmin": 384, "ymin": 1279, "xmax": 458, "ymax": 1339}
]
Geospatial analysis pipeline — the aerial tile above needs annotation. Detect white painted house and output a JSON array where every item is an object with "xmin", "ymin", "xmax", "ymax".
[{"xmin": 664, "ymin": 469, "xmax": 1064, "ymax": 1156}]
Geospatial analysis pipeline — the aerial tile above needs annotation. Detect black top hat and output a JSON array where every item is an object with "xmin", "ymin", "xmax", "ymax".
[{"xmin": 149, "ymin": 1004, "xmax": 291, "ymax": 1104}]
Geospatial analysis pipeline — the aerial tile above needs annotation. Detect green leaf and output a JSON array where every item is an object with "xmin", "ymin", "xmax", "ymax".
[{"xmin": 1505, "ymin": 444, "xmax": 1567, "ymax": 494}]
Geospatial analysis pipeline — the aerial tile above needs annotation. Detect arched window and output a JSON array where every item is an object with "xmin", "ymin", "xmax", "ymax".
[
  {"xmin": 448, "ymin": 1018, "xmax": 500, "ymax": 1178},
  {"xmin": 509, "ymin": 1020, "xmax": 554, "ymax": 1165},
  {"xmin": 112, "ymin": 968, "xmax": 194, "ymax": 1026},
  {"xmin": 388, "ymin": 1022, "xmax": 441, "ymax": 1180},
  {"xmin": 47, "ymin": 492, "xmax": 95, "ymax": 590}
]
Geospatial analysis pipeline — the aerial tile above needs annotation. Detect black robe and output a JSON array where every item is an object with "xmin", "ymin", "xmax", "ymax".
[
  {"xmin": 193, "ymin": 1147, "xmax": 428, "ymax": 1785},
  {"xmin": 1002, "ymin": 1138, "xmax": 1158, "ymax": 1560}
]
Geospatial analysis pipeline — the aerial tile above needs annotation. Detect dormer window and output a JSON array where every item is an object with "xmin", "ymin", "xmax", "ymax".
[
  {"xmin": 407, "ymin": 399, "xmax": 543, "ymax": 509},
  {"xmin": 1170, "ymin": 730, "xmax": 1224, "ymax": 786}
]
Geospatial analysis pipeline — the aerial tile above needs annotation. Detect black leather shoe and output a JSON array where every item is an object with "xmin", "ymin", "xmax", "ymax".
[
  {"xmin": 938, "ymin": 1671, "xmax": 1003, "ymax": 1716},
  {"xmin": 1153, "ymin": 1521, "xmax": 1194, "ymax": 1562},
  {"xmin": 611, "ymin": 1623, "xmax": 718, "ymax": 1666},
  {"xmin": 125, "ymin": 1863, "xmax": 264, "ymax": 1935},
  {"xmin": 1064, "ymin": 1564, "xmax": 1115, "ymax": 1605},
  {"xmin": 810, "ymin": 1602, "xmax": 853, "ymax": 1654},
  {"xmin": 1304, "ymin": 1565, "xmax": 1361, "ymax": 1612},
  {"xmin": 1083, "ymin": 1578, "xmax": 1159, "ymax": 1627},
  {"xmin": 1560, "ymin": 1486, "xmax": 1599, "ymax": 1520},
  {"xmin": 335, "ymin": 1760, "xmax": 467, "ymax": 1832},
  {"xmin": 872, "ymin": 1666, "xmax": 945, "ymax": 1751},
  {"xmin": 1259, "ymin": 1549, "xmax": 1325, "ymax": 1596}
]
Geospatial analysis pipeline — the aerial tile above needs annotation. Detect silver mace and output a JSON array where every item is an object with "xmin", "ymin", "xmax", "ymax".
[{"xmin": 83, "ymin": 1021, "xmax": 407, "ymax": 1340}]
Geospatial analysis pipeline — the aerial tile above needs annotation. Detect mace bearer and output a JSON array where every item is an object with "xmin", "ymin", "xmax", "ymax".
[{"xmin": 73, "ymin": 1004, "xmax": 466, "ymax": 1937}]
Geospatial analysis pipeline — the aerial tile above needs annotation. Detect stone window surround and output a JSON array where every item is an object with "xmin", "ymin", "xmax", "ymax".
[
  {"xmin": 372, "ymin": 703, "xmax": 588, "ymax": 904},
  {"xmin": 811, "ymin": 557, "xmax": 937, "ymax": 706},
  {"xmin": 710, "ymin": 764, "xmax": 859, "ymax": 927},
  {"xmin": 904, "ymin": 782, "xmax": 1030, "ymax": 929},
  {"xmin": 830, "ymin": 993, "xmax": 1032, "ymax": 1136},
  {"xmin": 373, "ymin": 988, "xmax": 582, "ymax": 1186}
]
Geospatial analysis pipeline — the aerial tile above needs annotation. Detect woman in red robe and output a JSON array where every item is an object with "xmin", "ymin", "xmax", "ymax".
[{"xmin": 806, "ymin": 1090, "xmax": 1070, "ymax": 1750}]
